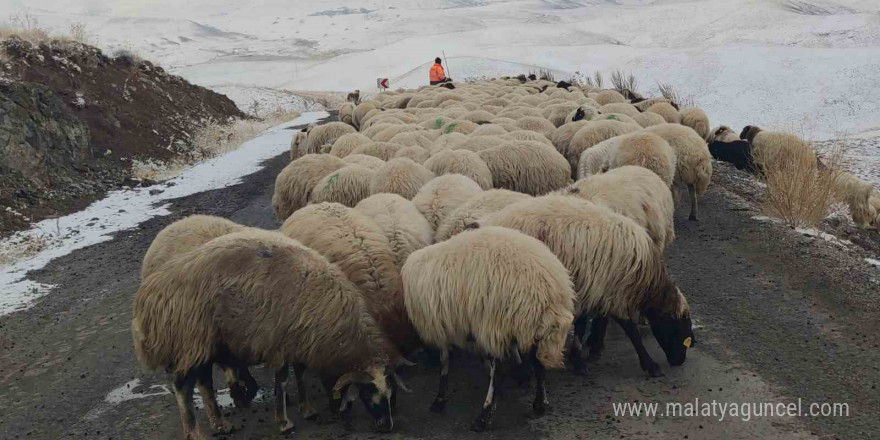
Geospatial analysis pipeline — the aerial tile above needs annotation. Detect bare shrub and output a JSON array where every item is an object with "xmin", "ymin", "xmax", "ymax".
[
  {"xmin": 0, "ymin": 227, "xmax": 62, "ymax": 268},
  {"xmin": 68, "ymin": 22, "xmax": 88, "ymax": 43},
  {"xmin": 593, "ymin": 71, "xmax": 604, "ymax": 88},
  {"xmin": 131, "ymin": 109, "xmax": 302, "ymax": 181},
  {"xmin": 656, "ymin": 82, "xmax": 695, "ymax": 108},
  {"xmin": 610, "ymin": 70, "xmax": 639, "ymax": 94},
  {"xmin": 1, "ymin": 11, "xmax": 50, "ymax": 43},
  {"xmin": 758, "ymin": 132, "xmax": 847, "ymax": 228}
]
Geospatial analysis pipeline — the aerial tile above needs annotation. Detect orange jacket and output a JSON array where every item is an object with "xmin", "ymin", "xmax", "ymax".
[{"xmin": 429, "ymin": 63, "xmax": 446, "ymax": 82}]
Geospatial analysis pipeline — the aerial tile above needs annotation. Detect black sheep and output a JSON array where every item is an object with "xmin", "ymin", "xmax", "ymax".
[
  {"xmin": 556, "ymin": 80, "xmax": 572, "ymax": 89},
  {"xmin": 708, "ymin": 140, "xmax": 754, "ymax": 171}
]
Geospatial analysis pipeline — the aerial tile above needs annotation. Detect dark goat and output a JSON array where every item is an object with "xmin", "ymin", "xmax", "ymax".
[{"xmin": 556, "ymin": 80, "xmax": 572, "ymax": 90}]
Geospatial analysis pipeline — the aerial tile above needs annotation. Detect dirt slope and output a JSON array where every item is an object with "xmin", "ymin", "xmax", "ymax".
[
  {"xmin": 0, "ymin": 117, "xmax": 878, "ymax": 439},
  {"xmin": 0, "ymin": 36, "xmax": 244, "ymax": 236}
]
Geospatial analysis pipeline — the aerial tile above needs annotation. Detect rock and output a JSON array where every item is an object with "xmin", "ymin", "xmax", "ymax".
[
  {"xmin": 0, "ymin": 82, "xmax": 91, "ymax": 191},
  {"xmin": 148, "ymin": 189, "xmax": 164, "ymax": 196}
]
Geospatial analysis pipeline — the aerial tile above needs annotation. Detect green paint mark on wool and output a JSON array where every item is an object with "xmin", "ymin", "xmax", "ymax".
[
  {"xmin": 325, "ymin": 173, "xmax": 339, "ymax": 190},
  {"xmin": 443, "ymin": 123, "xmax": 458, "ymax": 134},
  {"xmin": 434, "ymin": 117, "xmax": 445, "ymax": 129}
]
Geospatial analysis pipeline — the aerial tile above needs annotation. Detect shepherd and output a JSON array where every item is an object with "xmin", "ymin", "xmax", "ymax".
[{"xmin": 430, "ymin": 57, "xmax": 451, "ymax": 85}]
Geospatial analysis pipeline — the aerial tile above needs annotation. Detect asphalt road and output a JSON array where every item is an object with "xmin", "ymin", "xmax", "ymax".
[{"xmin": 1, "ymin": 115, "xmax": 878, "ymax": 440}]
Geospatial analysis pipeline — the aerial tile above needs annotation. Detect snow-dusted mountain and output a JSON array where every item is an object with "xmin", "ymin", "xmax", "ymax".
[{"xmin": 5, "ymin": 0, "xmax": 880, "ymax": 138}]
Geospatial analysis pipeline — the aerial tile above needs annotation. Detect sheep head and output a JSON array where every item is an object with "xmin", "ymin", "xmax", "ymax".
[
  {"xmin": 334, "ymin": 366, "xmax": 394, "ymax": 432},
  {"xmin": 643, "ymin": 264, "xmax": 695, "ymax": 367},
  {"xmin": 740, "ymin": 125, "xmax": 762, "ymax": 143}
]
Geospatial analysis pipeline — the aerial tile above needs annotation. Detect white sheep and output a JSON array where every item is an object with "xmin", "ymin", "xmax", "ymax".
[
  {"xmin": 355, "ymin": 193, "xmax": 433, "ymax": 268},
  {"xmin": 273, "ymin": 154, "xmax": 347, "ymax": 220},
  {"xmin": 641, "ymin": 123, "xmax": 713, "ymax": 220},
  {"xmin": 434, "ymin": 189, "xmax": 532, "ymax": 242},
  {"xmin": 412, "ymin": 174, "xmax": 484, "ymax": 231},
  {"xmin": 403, "ymin": 226, "xmax": 574, "ymax": 430},
  {"xmin": 560, "ymin": 166, "xmax": 675, "ymax": 249},
  {"xmin": 370, "ymin": 157, "xmax": 436, "ymax": 199},
  {"xmin": 479, "ymin": 196, "xmax": 695, "ymax": 378},
  {"xmin": 133, "ymin": 230, "xmax": 398, "ymax": 437}
]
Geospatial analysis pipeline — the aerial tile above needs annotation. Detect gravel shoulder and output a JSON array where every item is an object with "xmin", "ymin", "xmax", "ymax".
[{"xmin": 1, "ymin": 129, "xmax": 878, "ymax": 439}]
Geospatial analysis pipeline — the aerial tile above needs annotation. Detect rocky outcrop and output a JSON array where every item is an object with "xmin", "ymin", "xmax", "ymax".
[
  {"xmin": 0, "ymin": 36, "xmax": 245, "ymax": 235},
  {"xmin": 0, "ymin": 81, "xmax": 91, "ymax": 190}
]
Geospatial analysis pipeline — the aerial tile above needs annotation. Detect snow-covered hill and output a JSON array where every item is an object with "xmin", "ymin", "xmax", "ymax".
[{"xmin": 5, "ymin": 0, "xmax": 880, "ymax": 138}]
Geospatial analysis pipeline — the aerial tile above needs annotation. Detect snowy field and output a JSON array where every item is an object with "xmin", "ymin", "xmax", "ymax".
[
  {"xmin": 8, "ymin": 0, "xmax": 880, "ymax": 140},
  {"xmin": 0, "ymin": 112, "xmax": 327, "ymax": 316}
]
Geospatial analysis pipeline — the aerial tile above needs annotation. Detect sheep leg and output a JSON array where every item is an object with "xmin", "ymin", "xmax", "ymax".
[
  {"xmin": 471, "ymin": 358, "xmax": 502, "ymax": 432},
  {"xmin": 221, "ymin": 365, "xmax": 248, "ymax": 408},
  {"xmin": 292, "ymin": 363, "xmax": 319, "ymax": 421},
  {"xmin": 568, "ymin": 314, "xmax": 590, "ymax": 375},
  {"xmin": 530, "ymin": 347, "xmax": 549, "ymax": 416},
  {"xmin": 429, "ymin": 349, "xmax": 450, "ymax": 413},
  {"xmin": 615, "ymin": 318, "xmax": 663, "ymax": 378},
  {"xmin": 687, "ymin": 183, "xmax": 698, "ymax": 221},
  {"xmin": 319, "ymin": 373, "xmax": 342, "ymax": 414},
  {"xmin": 196, "ymin": 365, "xmax": 235, "ymax": 434},
  {"xmin": 274, "ymin": 365, "xmax": 295, "ymax": 435},
  {"xmin": 510, "ymin": 342, "xmax": 531, "ymax": 387},
  {"xmin": 172, "ymin": 369, "xmax": 206, "ymax": 440},
  {"xmin": 221, "ymin": 363, "xmax": 258, "ymax": 409},
  {"xmin": 586, "ymin": 316, "xmax": 609, "ymax": 362},
  {"xmin": 240, "ymin": 366, "xmax": 260, "ymax": 402}
]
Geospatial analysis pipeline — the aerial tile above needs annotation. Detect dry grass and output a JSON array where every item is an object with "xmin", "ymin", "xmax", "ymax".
[
  {"xmin": 288, "ymin": 90, "xmax": 345, "ymax": 109},
  {"xmin": 656, "ymin": 82, "xmax": 695, "ymax": 108},
  {"xmin": 610, "ymin": 70, "xmax": 639, "ymax": 94},
  {"xmin": 132, "ymin": 109, "xmax": 302, "ymax": 182},
  {"xmin": 68, "ymin": 22, "xmax": 88, "ymax": 44},
  {"xmin": 758, "ymin": 132, "xmax": 847, "ymax": 228},
  {"xmin": 0, "ymin": 229, "xmax": 61, "ymax": 268},
  {"xmin": 1, "ymin": 12, "xmax": 52, "ymax": 44}
]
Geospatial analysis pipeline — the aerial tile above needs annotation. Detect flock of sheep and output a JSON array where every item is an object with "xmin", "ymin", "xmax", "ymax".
[{"xmin": 132, "ymin": 76, "xmax": 879, "ymax": 440}]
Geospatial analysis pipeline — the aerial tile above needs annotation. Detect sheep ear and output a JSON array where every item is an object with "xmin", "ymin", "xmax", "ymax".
[
  {"xmin": 338, "ymin": 382, "xmax": 361, "ymax": 412},
  {"xmin": 392, "ymin": 373, "xmax": 413, "ymax": 393},
  {"xmin": 387, "ymin": 353, "xmax": 416, "ymax": 369},
  {"xmin": 333, "ymin": 372, "xmax": 372, "ymax": 392}
]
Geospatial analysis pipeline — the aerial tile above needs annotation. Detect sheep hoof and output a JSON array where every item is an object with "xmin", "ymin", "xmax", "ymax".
[
  {"xmin": 644, "ymin": 363, "xmax": 664, "ymax": 378},
  {"xmin": 278, "ymin": 420, "xmax": 295, "ymax": 436},
  {"xmin": 299, "ymin": 403, "xmax": 319, "ymax": 421},
  {"xmin": 570, "ymin": 355, "xmax": 589, "ymax": 376},
  {"xmin": 470, "ymin": 417, "xmax": 489, "ymax": 432},
  {"xmin": 213, "ymin": 419, "xmax": 236, "ymax": 434},
  {"xmin": 429, "ymin": 399, "xmax": 447, "ymax": 413},
  {"xmin": 532, "ymin": 399, "xmax": 549, "ymax": 416},
  {"xmin": 230, "ymin": 388, "xmax": 251, "ymax": 409}
]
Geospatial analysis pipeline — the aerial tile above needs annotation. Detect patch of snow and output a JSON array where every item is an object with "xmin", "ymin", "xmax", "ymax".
[
  {"xmin": 88, "ymin": 378, "xmax": 268, "ymax": 420},
  {"xmin": 212, "ymin": 85, "xmax": 328, "ymax": 116},
  {"xmin": 0, "ymin": 112, "xmax": 328, "ymax": 317},
  {"xmin": 105, "ymin": 379, "xmax": 170, "ymax": 405},
  {"xmin": 751, "ymin": 215, "xmax": 784, "ymax": 224},
  {"xmin": 866, "ymin": 258, "xmax": 880, "ymax": 268},
  {"xmin": 794, "ymin": 227, "xmax": 853, "ymax": 247}
]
